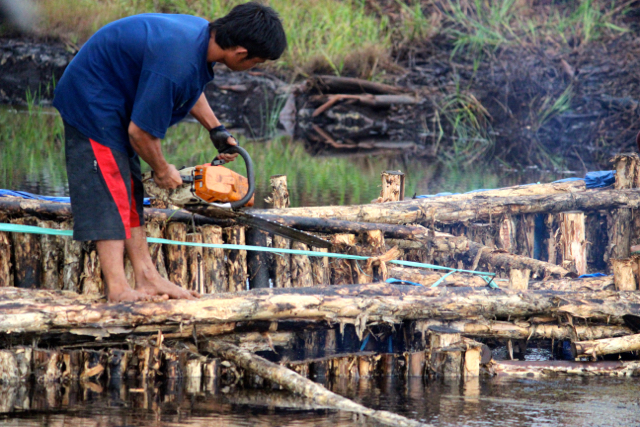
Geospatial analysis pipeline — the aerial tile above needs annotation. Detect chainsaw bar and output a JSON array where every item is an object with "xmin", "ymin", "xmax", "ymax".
[{"xmin": 184, "ymin": 204, "xmax": 332, "ymax": 249}]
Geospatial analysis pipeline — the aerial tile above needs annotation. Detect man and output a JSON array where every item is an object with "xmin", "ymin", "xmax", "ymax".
[{"xmin": 53, "ymin": 3, "xmax": 287, "ymax": 302}]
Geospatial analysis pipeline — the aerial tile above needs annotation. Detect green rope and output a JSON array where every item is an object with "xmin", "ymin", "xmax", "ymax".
[{"xmin": 0, "ymin": 222, "xmax": 496, "ymax": 280}]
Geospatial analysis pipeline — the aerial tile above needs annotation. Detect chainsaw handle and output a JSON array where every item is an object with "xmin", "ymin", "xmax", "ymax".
[{"xmin": 212, "ymin": 145, "xmax": 255, "ymax": 210}]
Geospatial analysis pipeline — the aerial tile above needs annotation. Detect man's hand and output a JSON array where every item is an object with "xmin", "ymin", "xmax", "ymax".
[
  {"xmin": 210, "ymin": 125, "xmax": 239, "ymax": 163},
  {"xmin": 153, "ymin": 164, "xmax": 182, "ymax": 190}
]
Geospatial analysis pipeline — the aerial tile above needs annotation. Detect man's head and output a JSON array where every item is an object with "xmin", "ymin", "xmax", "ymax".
[{"xmin": 209, "ymin": 2, "xmax": 286, "ymax": 71}]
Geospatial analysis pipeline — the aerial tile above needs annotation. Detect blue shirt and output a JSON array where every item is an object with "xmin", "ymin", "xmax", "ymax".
[{"xmin": 53, "ymin": 14, "xmax": 214, "ymax": 154}]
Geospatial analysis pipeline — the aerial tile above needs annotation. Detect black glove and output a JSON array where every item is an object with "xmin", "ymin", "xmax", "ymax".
[{"xmin": 209, "ymin": 125, "xmax": 237, "ymax": 153}]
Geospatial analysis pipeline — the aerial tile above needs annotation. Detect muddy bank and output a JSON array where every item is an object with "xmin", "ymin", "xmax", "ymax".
[{"xmin": 3, "ymin": 30, "xmax": 640, "ymax": 170}]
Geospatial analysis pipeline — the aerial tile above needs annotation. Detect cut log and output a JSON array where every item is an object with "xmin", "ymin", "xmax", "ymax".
[
  {"xmin": 81, "ymin": 242, "xmax": 103, "ymax": 296},
  {"xmin": 251, "ymin": 188, "xmax": 640, "ymax": 225},
  {"xmin": 204, "ymin": 340, "xmax": 425, "ymax": 427},
  {"xmin": 224, "ymin": 226, "xmax": 247, "ymax": 292},
  {"xmin": 186, "ymin": 233, "xmax": 204, "ymax": 294},
  {"xmin": 200, "ymin": 225, "xmax": 227, "ymax": 293},
  {"xmin": 572, "ymin": 333, "xmax": 640, "ymax": 359},
  {"xmin": 0, "ymin": 223, "xmax": 12, "ymax": 287},
  {"xmin": 61, "ymin": 220, "xmax": 82, "ymax": 292},
  {"xmin": 486, "ymin": 359, "xmax": 640, "ymax": 377},
  {"xmin": 146, "ymin": 221, "xmax": 168, "ymax": 280},
  {"xmin": 612, "ymin": 258, "xmax": 637, "ymax": 291},
  {"xmin": 508, "ymin": 269, "xmax": 530, "ymax": 290},
  {"xmin": 3, "ymin": 285, "xmax": 640, "ymax": 334},
  {"xmin": 246, "ymin": 227, "xmax": 270, "ymax": 289},
  {"xmin": 558, "ymin": 212, "xmax": 587, "ymax": 275},
  {"xmin": 38, "ymin": 220, "xmax": 62, "ymax": 290}
]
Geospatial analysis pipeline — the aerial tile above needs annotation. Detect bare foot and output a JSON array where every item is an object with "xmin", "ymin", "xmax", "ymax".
[
  {"xmin": 136, "ymin": 271, "xmax": 200, "ymax": 300},
  {"xmin": 108, "ymin": 288, "xmax": 169, "ymax": 303}
]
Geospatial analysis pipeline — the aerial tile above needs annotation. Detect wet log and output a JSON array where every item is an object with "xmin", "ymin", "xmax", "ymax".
[
  {"xmin": 246, "ymin": 228, "xmax": 270, "ymax": 289},
  {"xmin": 224, "ymin": 226, "xmax": 247, "ymax": 292},
  {"xmin": 205, "ymin": 340, "xmax": 425, "ymax": 427},
  {"xmin": 417, "ymin": 319, "xmax": 632, "ymax": 341},
  {"xmin": 485, "ymin": 359, "xmax": 640, "ymax": 377},
  {"xmin": 33, "ymin": 349, "xmax": 61, "ymax": 383},
  {"xmin": 3, "ymin": 286, "xmax": 640, "ymax": 334},
  {"xmin": 12, "ymin": 217, "xmax": 41, "ymax": 288},
  {"xmin": 37, "ymin": 220, "xmax": 62, "ymax": 290},
  {"xmin": 251, "ymin": 188, "xmax": 640, "ymax": 226},
  {"xmin": 81, "ymin": 350, "xmax": 106, "ymax": 382},
  {"xmin": 163, "ymin": 350, "xmax": 187, "ymax": 379},
  {"xmin": 107, "ymin": 350, "xmax": 129, "ymax": 379},
  {"xmin": 186, "ymin": 233, "xmax": 205, "ymax": 294},
  {"xmin": 572, "ymin": 333, "xmax": 640, "ymax": 359},
  {"xmin": 612, "ymin": 258, "xmax": 637, "ymax": 291},
  {"xmin": 309, "ymin": 75, "xmax": 409, "ymax": 95},
  {"xmin": 164, "ymin": 222, "xmax": 188, "ymax": 287},
  {"xmin": 61, "ymin": 220, "xmax": 82, "ymax": 292},
  {"xmin": 81, "ymin": 242, "xmax": 103, "ymax": 296},
  {"xmin": 200, "ymin": 225, "xmax": 227, "ymax": 293},
  {"xmin": 0, "ymin": 351, "xmax": 19, "ymax": 384}
]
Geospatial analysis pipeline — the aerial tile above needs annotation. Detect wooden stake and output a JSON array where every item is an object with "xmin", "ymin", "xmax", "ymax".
[
  {"xmin": 377, "ymin": 171, "xmax": 405, "ymax": 203},
  {"xmin": 407, "ymin": 352, "xmax": 425, "ymax": 377},
  {"xmin": 508, "ymin": 268, "xmax": 530, "ymax": 290},
  {"xmin": 291, "ymin": 241, "xmax": 313, "ymax": 287},
  {"xmin": 497, "ymin": 215, "xmax": 517, "ymax": 253},
  {"xmin": 612, "ymin": 258, "xmax": 637, "ymax": 291},
  {"xmin": 310, "ymin": 247, "xmax": 330, "ymax": 286},
  {"xmin": 186, "ymin": 233, "xmax": 204, "ymax": 294},
  {"xmin": 200, "ymin": 225, "xmax": 227, "ymax": 293},
  {"xmin": 146, "ymin": 220, "xmax": 168, "ymax": 279},
  {"xmin": 37, "ymin": 220, "xmax": 62, "ymax": 290},
  {"xmin": 224, "ymin": 226, "xmax": 247, "ymax": 292},
  {"xmin": 81, "ymin": 242, "xmax": 103, "ymax": 296},
  {"xmin": 164, "ymin": 222, "xmax": 188, "ymax": 287},
  {"xmin": 61, "ymin": 220, "xmax": 82, "ymax": 292},
  {"xmin": 0, "ymin": 222, "xmax": 12, "ymax": 287},
  {"xmin": 246, "ymin": 227, "xmax": 270, "ymax": 289},
  {"xmin": 268, "ymin": 175, "xmax": 292, "ymax": 288},
  {"xmin": 330, "ymin": 234, "xmax": 356, "ymax": 285},
  {"xmin": 107, "ymin": 349, "xmax": 129, "ymax": 379},
  {"xmin": 12, "ymin": 217, "xmax": 41, "ymax": 288}
]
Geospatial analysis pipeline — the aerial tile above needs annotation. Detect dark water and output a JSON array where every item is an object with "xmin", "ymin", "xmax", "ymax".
[{"xmin": 2, "ymin": 376, "xmax": 640, "ymax": 427}]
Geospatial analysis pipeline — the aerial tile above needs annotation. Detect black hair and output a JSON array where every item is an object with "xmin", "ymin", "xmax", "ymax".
[{"xmin": 209, "ymin": 2, "xmax": 287, "ymax": 60}]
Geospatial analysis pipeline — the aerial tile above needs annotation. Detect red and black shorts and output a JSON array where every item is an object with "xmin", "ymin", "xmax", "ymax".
[{"xmin": 64, "ymin": 121, "xmax": 144, "ymax": 241}]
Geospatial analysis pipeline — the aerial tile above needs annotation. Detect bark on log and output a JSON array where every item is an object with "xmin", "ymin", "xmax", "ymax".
[
  {"xmin": 251, "ymin": 188, "xmax": 640, "ymax": 226},
  {"xmin": 291, "ymin": 241, "xmax": 313, "ymax": 288},
  {"xmin": 416, "ymin": 319, "xmax": 632, "ymax": 341},
  {"xmin": 146, "ymin": 221, "xmax": 168, "ymax": 280},
  {"xmin": 164, "ymin": 222, "xmax": 188, "ymax": 287},
  {"xmin": 12, "ymin": 217, "xmax": 41, "ymax": 288},
  {"xmin": 204, "ymin": 340, "xmax": 426, "ymax": 427},
  {"xmin": 200, "ymin": 225, "xmax": 227, "ymax": 293},
  {"xmin": 61, "ymin": 220, "xmax": 82, "ymax": 292},
  {"xmin": 310, "ymin": 247, "xmax": 330, "ymax": 286},
  {"xmin": 3, "ymin": 285, "xmax": 640, "ymax": 335},
  {"xmin": 485, "ymin": 359, "xmax": 640, "ymax": 377},
  {"xmin": 38, "ymin": 220, "xmax": 62, "ymax": 290},
  {"xmin": 572, "ymin": 333, "xmax": 640, "ymax": 359},
  {"xmin": 224, "ymin": 226, "xmax": 247, "ymax": 292}
]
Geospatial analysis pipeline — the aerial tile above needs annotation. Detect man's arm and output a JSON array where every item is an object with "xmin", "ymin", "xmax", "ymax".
[
  {"xmin": 128, "ymin": 121, "xmax": 182, "ymax": 189},
  {"xmin": 190, "ymin": 93, "xmax": 238, "ymax": 163}
]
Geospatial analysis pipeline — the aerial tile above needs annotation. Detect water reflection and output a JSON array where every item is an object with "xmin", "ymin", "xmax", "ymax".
[
  {"xmin": 2, "ymin": 376, "xmax": 639, "ymax": 427},
  {"xmin": 0, "ymin": 107, "xmax": 574, "ymax": 208}
]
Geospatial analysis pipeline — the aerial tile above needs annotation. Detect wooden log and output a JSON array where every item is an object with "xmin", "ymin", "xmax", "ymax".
[
  {"xmin": 186, "ymin": 233, "xmax": 204, "ymax": 294},
  {"xmin": 267, "ymin": 175, "xmax": 291, "ymax": 289},
  {"xmin": 134, "ymin": 345, "xmax": 161, "ymax": 379},
  {"xmin": 146, "ymin": 220, "xmax": 168, "ymax": 280},
  {"xmin": 311, "ymin": 94, "xmax": 419, "ymax": 117},
  {"xmin": 4, "ymin": 286, "xmax": 640, "ymax": 334},
  {"xmin": 200, "ymin": 225, "xmax": 227, "ymax": 294},
  {"xmin": 486, "ymin": 359, "xmax": 640, "ymax": 377},
  {"xmin": 407, "ymin": 352, "xmax": 425, "ymax": 377},
  {"xmin": 246, "ymin": 228, "xmax": 270, "ymax": 289},
  {"xmin": 612, "ymin": 258, "xmax": 637, "ymax": 291},
  {"xmin": 558, "ymin": 212, "xmax": 587, "ymax": 275},
  {"xmin": 428, "ymin": 327, "xmax": 462, "ymax": 377},
  {"xmin": 81, "ymin": 350, "xmax": 106, "ymax": 382},
  {"xmin": 163, "ymin": 350, "xmax": 187, "ymax": 379},
  {"xmin": 251, "ymin": 188, "xmax": 640, "ymax": 226},
  {"xmin": 497, "ymin": 215, "xmax": 517, "ymax": 253},
  {"xmin": 374, "ymin": 170, "xmax": 404, "ymax": 203},
  {"xmin": 417, "ymin": 319, "xmax": 632, "ymax": 341},
  {"xmin": 310, "ymin": 247, "xmax": 330, "ymax": 286},
  {"xmin": 61, "ymin": 350, "xmax": 82, "ymax": 381},
  {"xmin": 330, "ymin": 234, "xmax": 356, "ymax": 285},
  {"xmin": 0, "ymin": 350, "xmax": 19, "ymax": 384},
  {"xmin": 355, "ymin": 230, "xmax": 387, "ymax": 283},
  {"xmin": 291, "ymin": 241, "xmax": 313, "ymax": 287},
  {"xmin": 13, "ymin": 347, "xmax": 32, "ymax": 380},
  {"xmin": 464, "ymin": 347, "xmax": 481, "ymax": 378},
  {"xmin": 205, "ymin": 340, "xmax": 424, "ymax": 427},
  {"xmin": 12, "ymin": 217, "xmax": 41, "ymax": 288},
  {"xmin": 309, "ymin": 75, "xmax": 409, "ymax": 95},
  {"xmin": 508, "ymin": 269, "xmax": 530, "ymax": 290},
  {"xmin": 33, "ymin": 349, "xmax": 61, "ymax": 383},
  {"xmin": 572, "ymin": 333, "xmax": 640, "ymax": 359},
  {"xmin": 516, "ymin": 214, "xmax": 536, "ymax": 259},
  {"xmin": 0, "ymin": 221, "xmax": 12, "ymax": 287},
  {"xmin": 164, "ymin": 222, "xmax": 188, "ymax": 287},
  {"xmin": 224, "ymin": 226, "xmax": 247, "ymax": 292},
  {"xmin": 107, "ymin": 350, "xmax": 129, "ymax": 379},
  {"xmin": 37, "ymin": 220, "xmax": 62, "ymax": 290},
  {"xmin": 61, "ymin": 220, "xmax": 82, "ymax": 292},
  {"xmin": 613, "ymin": 153, "xmax": 639, "ymax": 190},
  {"xmin": 81, "ymin": 241, "xmax": 103, "ymax": 296}
]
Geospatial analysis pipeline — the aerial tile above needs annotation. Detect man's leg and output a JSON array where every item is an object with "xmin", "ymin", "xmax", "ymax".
[
  {"xmin": 97, "ymin": 238, "xmax": 162, "ymax": 302},
  {"xmin": 124, "ymin": 225, "xmax": 197, "ymax": 299}
]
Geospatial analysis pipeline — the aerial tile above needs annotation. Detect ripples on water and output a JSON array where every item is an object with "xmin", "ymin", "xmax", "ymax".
[{"xmin": 2, "ymin": 376, "xmax": 640, "ymax": 427}]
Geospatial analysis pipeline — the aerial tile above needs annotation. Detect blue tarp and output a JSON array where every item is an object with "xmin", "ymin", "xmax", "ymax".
[{"xmin": 0, "ymin": 189, "xmax": 151, "ymax": 206}]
